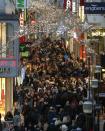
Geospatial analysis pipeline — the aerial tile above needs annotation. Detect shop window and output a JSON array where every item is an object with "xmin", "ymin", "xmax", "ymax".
[
  {"xmin": 6, "ymin": 23, "xmax": 15, "ymax": 58},
  {"xmin": 0, "ymin": 23, "xmax": 6, "ymax": 58},
  {"xmin": 0, "ymin": 78, "xmax": 5, "ymax": 121},
  {"xmin": 0, "ymin": 23, "xmax": 15, "ymax": 58}
]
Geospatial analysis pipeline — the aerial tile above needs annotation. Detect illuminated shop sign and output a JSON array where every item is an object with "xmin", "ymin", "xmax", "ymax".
[
  {"xmin": 91, "ymin": 32, "xmax": 105, "ymax": 36},
  {"xmin": 88, "ymin": 29, "xmax": 105, "ymax": 37},
  {"xmin": 16, "ymin": 0, "xmax": 24, "ymax": 9},
  {"xmin": 84, "ymin": 2, "xmax": 105, "ymax": 14},
  {"xmin": 0, "ymin": 60, "xmax": 18, "ymax": 77},
  {"xmin": 72, "ymin": 1, "xmax": 76, "ymax": 13}
]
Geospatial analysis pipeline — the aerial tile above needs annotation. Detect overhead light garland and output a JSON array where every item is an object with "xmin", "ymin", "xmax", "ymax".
[
  {"xmin": 17, "ymin": 0, "xmax": 96, "ymax": 38},
  {"xmin": 0, "ymin": 0, "xmax": 98, "ymax": 54}
]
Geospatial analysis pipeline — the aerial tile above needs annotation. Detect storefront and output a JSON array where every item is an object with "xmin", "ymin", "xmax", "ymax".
[
  {"xmin": 0, "ymin": 14, "xmax": 19, "ymax": 120},
  {"xmin": 0, "ymin": 78, "xmax": 13, "ymax": 120}
]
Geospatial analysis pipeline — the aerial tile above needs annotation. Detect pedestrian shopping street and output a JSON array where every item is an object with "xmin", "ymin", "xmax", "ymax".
[{"xmin": 0, "ymin": 0, "xmax": 105, "ymax": 131}]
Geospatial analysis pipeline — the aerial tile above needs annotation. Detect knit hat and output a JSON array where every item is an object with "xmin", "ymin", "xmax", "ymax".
[
  {"xmin": 60, "ymin": 124, "xmax": 68, "ymax": 131},
  {"xmin": 62, "ymin": 116, "xmax": 69, "ymax": 124},
  {"xmin": 55, "ymin": 119, "xmax": 62, "ymax": 126}
]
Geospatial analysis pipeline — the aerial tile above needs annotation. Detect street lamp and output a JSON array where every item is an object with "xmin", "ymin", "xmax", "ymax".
[
  {"xmin": 83, "ymin": 75, "xmax": 100, "ymax": 131},
  {"xmin": 83, "ymin": 101, "xmax": 93, "ymax": 114},
  {"xmin": 95, "ymin": 65, "xmax": 102, "ymax": 73},
  {"xmin": 94, "ymin": 65, "xmax": 102, "ymax": 131},
  {"xmin": 91, "ymin": 79, "xmax": 99, "ymax": 89},
  {"xmin": 91, "ymin": 78, "xmax": 99, "ymax": 131},
  {"xmin": 83, "ymin": 100, "xmax": 93, "ymax": 131}
]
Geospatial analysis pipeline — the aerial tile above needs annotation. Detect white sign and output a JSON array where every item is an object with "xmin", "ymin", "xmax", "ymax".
[
  {"xmin": 87, "ymin": 14, "xmax": 105, "ymax": 27},
  {"xmin": 66, "ymin": 0, "xmax": 71, "ymax": 11}
]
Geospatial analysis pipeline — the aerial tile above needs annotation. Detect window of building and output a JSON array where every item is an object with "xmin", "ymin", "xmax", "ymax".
[{"xmin": 0, "ymin": 23, "xmax": 6, "ymax": 58}]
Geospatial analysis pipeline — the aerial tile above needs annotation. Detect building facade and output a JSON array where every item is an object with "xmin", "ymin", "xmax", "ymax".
[{"xmin": 0, "ymin": 0, "xmax": 19, "ymax": 120}]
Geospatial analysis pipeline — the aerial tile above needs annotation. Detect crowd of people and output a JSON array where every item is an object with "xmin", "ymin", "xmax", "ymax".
[{"xmin": 3, "ymin": 38, "xmax": 92, "ymax": 131}]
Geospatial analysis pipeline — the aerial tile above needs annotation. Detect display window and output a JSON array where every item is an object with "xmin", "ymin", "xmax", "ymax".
[{"xmin": 0, "ymin": 78, "xmax": 5, "ymax": 120}]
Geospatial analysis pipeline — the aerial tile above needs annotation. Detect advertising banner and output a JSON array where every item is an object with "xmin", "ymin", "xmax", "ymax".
[
  {"xmin": 84, "ymin": 2, "xmax": 105, "ymax": 14},
  {"xmin": 0, "ymin": 60, "xmax": 18, "ymax": 77}
]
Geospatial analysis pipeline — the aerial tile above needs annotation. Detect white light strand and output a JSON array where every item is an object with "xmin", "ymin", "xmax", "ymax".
[{"xmin": 0, "ymin": 0, "xmax": 97, "ymax": 54}]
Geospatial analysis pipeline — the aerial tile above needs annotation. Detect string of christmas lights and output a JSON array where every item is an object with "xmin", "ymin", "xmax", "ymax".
[{"xmin": 0, "ymin": 0, "xmax": 97, "ymax": 54}]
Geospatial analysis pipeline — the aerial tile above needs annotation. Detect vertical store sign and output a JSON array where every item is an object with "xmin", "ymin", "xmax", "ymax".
[
  {"xmin": 19, "ymin": 12, "xmax": 24, "ymax": 27},
  {"xmin": 16, "ymin": 0, "xmax": 24, "ymax": 8},
  {"xmin": 80, "ymin": 45, "xmax": 86, "ymax": 61},
  {"xmin": 16, "ymin": 0, "xmax": 28, "ymax": 9},
  {"xmin": 79, "ymin": 33, "xmax": 86, "ymax": 61},
  {"xmin": 72, "ymin": 1, "xmax": 76, "ymax": 13},
  {"xmin": 19, "ymin": 11, "xmax": 25, "ymax": 35},
  {"xmin": 64, "ymin": 0, "xmax": 72, "ymax": 12}
]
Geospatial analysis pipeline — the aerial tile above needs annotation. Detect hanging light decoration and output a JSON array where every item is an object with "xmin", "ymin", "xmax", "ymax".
[
  {"xmin": 0, "ymin": 0, "xmax": 99, "ymax": 55},
  {"xmin": 15, "ymin": 0, "xmax": 96, "ymax": 38}
]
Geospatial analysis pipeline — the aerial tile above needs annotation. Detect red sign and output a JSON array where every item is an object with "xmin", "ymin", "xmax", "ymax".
[
  {"xmin": 80, "ymin": 0, "xmax": 84, "ymax": 6},
  {"xmin": 80, "ymin": 45, "xmax": 86, "ymax": 61},
  {"xmin": 19, "ymin": 36, "xmax": 26, "ymax": 44},
  {"xmin": 64, "ymin": 0, "xmax": 72, "ymax": 12},
  {"xmin": 79, "ymin": 33, "xmax": 84, "ymax": 41}
]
